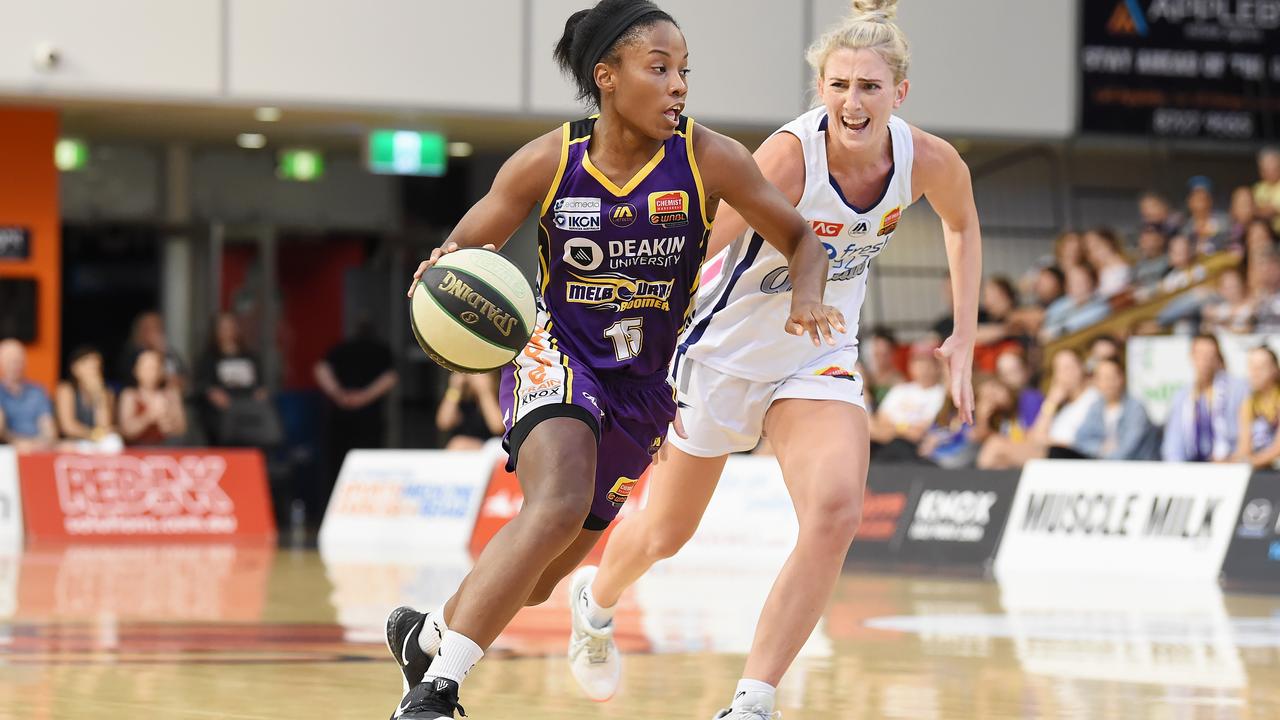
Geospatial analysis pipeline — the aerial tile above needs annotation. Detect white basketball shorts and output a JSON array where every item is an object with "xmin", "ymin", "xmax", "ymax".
[{"xmin": 668, "ymin": 347, "xmax": 867, "ymax": 458}]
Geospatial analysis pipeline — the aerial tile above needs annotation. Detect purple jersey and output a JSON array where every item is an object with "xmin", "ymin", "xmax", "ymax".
[{"xmin": 535, "ymin": 115, "xmax": 710, "ymax": 379}]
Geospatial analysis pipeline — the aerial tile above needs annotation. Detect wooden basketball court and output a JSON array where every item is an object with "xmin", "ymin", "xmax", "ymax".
[{"xmin": 1, "ymin": 544, "xmax": 1278, "ymax": 719}]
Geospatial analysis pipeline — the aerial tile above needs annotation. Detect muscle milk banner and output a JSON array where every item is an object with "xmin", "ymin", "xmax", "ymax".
[{"xmin": 995, "ymin": 460, "xmax": 1249, "ymax": 581}]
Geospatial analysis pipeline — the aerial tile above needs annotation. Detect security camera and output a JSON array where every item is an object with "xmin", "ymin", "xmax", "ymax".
[{"xmin": 33, "ymin": 43, "xmax": 61, "ymax": 71}]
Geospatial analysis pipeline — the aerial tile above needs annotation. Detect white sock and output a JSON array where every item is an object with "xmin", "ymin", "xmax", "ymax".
[
  {"xmin": 582, "ymin": 581, "xmax": 616, "ymax": 630},
  {"xmin": 733, "ymin": 678, "xmax": 776, "ymax": 711},
  {"xmin": 418, "ymin": 605, "xmax": 447, "ymax": 655},
  {"xmin": 425, "ymin": 630, "xmax": 484, "ymax": 685}
]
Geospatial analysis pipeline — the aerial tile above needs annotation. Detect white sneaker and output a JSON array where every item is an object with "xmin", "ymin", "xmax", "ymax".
[
  {"xmin": 712, "ymin": 707, "xmax": 782, "ymax": 719},
  {"xmin": 567, "ymin": 566, "xmax": 621, "ymax": 701}
]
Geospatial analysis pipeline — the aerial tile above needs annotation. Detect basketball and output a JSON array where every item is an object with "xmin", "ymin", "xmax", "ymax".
[{"xmin": 410, "ymin": 248, "xmax": 536, "ymax": 373}]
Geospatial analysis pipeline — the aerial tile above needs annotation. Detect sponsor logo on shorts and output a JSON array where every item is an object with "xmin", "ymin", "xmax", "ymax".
[
  {"xmin": 566, "ymin": 272, "xmax": 674, "ymax": 311},
  {"xmin": 606, "ymin": 475, "xmax": 640, "ymax": 506},
  {"xmin": 607, "ymin": 235, "xmax": 686, "ymax": 270},
  {"xmin": 817, "ymin": 366, "xmax": 860, "ymax": 382},
  {"xmin": 520, "ymin": 383, "xmax": 562, "ymax": 405},
  {"xmin": 811, "ymin": 220, "xmax": 843, "ymax": 237},
  {"xmin": 563, "ymin": 237, "xmax": 604, "ymax": 271},
  {"xmin": 877, "ymin": 206, "xmax": 901, "ymax": 236},
  {"xmin": 553, "ymin": 197, "xmax": 601, "ymax": 232},
  {"xmin": 648, "ymin": 190, "xmax": 689, "ymax": 228},
  {"xmin": 437, "ymin": 270, "xmax": 520, "ymax": 337},
  {"xmin": 648, "ymin": 436, "xmax": 664, "ymax": 456},
  {"xmin": 609, "ymin": 202, "xmax": 637, "ymax": 228}
]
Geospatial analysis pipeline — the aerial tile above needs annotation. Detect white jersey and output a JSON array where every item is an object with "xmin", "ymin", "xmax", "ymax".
[{"xmin": 676, "ymin": 107, "xmax": 915, "ymax": 383}]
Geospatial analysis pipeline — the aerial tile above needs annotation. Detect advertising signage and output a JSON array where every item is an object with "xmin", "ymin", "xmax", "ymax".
[{"xmin": 1081, "ymin": 0, "xmax": 1280, "ymax": 141}]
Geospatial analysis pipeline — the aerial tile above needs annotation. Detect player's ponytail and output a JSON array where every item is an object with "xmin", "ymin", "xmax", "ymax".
[
  {"xmin": 553, "ymin": 0, "xmax": 678, "ymax": 108},
  {"xmin": 807, "ymin": 0, "xmax": 910, "ymax": 85}
]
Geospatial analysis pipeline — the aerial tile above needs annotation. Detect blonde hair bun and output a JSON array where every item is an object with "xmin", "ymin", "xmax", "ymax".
[{"xmin": 851, "ymin": 0, "xmax": 898, "ymax": 22}]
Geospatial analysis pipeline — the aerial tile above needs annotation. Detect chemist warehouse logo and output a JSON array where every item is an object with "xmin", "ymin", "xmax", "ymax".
[
  {"xmin": 566, "ymin": 271, "xmax": 674, "ymax": 311},
  {"xmin": 648, "ymin": 191, "xmax": 689, "ymax": 228},
  {"xmin": 1107, "ymin": 0, "xmax": 1149, "ymax": 37}
]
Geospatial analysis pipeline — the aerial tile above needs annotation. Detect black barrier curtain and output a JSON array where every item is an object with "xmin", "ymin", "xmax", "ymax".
[{"xmin": 1222, "ymin": 470, "xmax": 1280, "ymax": 589}]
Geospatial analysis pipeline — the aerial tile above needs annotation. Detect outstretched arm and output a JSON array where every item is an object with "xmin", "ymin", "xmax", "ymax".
[{"xmin": 914, "ymin": 128, "xmax": 982, "ymax": 424}]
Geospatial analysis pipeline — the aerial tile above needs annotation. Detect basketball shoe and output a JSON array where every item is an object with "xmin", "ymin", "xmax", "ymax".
[
  {"xmin": 566, "ymin": 566, "xmax": 621, "ymax": 700},
  {"xmin": 712, "ymin": 705, "xmax": 782, "ymax": 719},
  {"xmin": 386, "ymin": 606, "xmax": 442, "ymax": 694},
  {"xmin": 392, "ymin": 676, "xmax": 466, "ymax": 719}
]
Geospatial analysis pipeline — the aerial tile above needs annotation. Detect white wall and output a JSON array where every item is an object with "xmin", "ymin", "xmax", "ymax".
[{"xmin": 0, "ymin": 0, "xmax": 1080, "ymax": 138}]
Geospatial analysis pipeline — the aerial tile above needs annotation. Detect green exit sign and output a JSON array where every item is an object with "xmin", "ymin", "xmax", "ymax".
[
  {"xmin": 367, "ymin": 130, "xmax": 446, "ymax": 176},
  {"xmin": 278, "ymin": 149, "xmax": 324, "ymax": 182},
  {"xmin": 55, "ymin": 138, "xmax": 88, "ymax": 171}
]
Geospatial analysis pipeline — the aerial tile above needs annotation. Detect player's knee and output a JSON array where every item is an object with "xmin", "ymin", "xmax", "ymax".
[
  {"xmin": 644, "ymin": 523, "xmax": 695, "ymax": 560},
  {"xmin": 799, "ymin": 486, "xmax": 863, "ymax": 547},
  {"xmin": 525, "ymin": 582, "xmax": 556, "ymax": 607},
  {"xmin": 523, "ymin": 491, "xmax": 593, "ymax": 541}
]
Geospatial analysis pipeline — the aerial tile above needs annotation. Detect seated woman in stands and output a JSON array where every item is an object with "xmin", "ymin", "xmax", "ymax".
[
  {"xmin": 1199, "ymin": 266, "xmax": 1254, "ymax": 335},
  {"xmin": 977, "ymin": 348, "xmax": 1098, "ymax": 469},
  {"xmin": 1072, "ymin": 357, "xmax": 1158, "ymax": 461},
  {"xmin": 1083, "ymin": 227, "xmax": 1133, "ymax": 298},
  {"xmin": 119, "ymin": 349, "xmax": 187, "ymax": 446},
  {"xmin": 1231, "ymin": 346, "xmax": 1280, "ymax": 470},
  {"xmin": 55, "ymin": 345, "xmax": 123, "ymax": 452},
  {"xmin": 1162, "ymin": 335, "xmax": 1248, "ymax": 462},
  {"xmin": 1040, "ymin": 265, "xmax": 1110, "ymax": 341},
  {"xmin": 1131, "ymin": 224, "xmax": 1170, "ymax": 289}
]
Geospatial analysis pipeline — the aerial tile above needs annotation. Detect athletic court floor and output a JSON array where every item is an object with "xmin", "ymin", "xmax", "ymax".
[{"xmin": 1, "ymin": 543, "xmax": 1278, "ymax": 719}]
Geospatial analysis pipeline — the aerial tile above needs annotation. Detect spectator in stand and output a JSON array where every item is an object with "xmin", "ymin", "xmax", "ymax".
[
  {"xmin": 1180, "ymin": 176, "xmax": 1231, "ymax": 255},
  {"xmin": 869, "ymin": 340, "xmax": 946, "ymax": 460},
  {"xmin": 977, "ymin": 348, "xmax": 1098, "ymax": 469},
  {"xmin": 1087, "ymin": 335, "xmax": 1123, "ymax": 365},
  {"xmin": 1084, "ymin": 227, "xmax": 1134, "ymax": 297},
  {"xmin": 1232, "ymin": 345, "xmax": 1280, "ymax": 470},
  {"xmin": 55, "ymin": 345, "xmax": 122, "ymax": 451},
  {"xmin": 918, "ymin": 377, "xmax": 1016, "ymax": 469},
  {"xmin": 1073, "ymin": 357, "xmax": 1158, "ymax": 461},
  {"xmin": 314, "ymin": 322, "xmax": 399, "ymax": 522},
  {"xmin": 1132, "ymin": 224, "xmax": 1171, "ymax": 288},
  {"xmin": 116, "ymin": 310, "xmax": 189, "ymax": 391},
  {"xmin": 196, "ymin": 312, "xmax": 278, "ymax": 447},
  {"xmin": 1157, "ymin": 234, "xmax": 1207, "ymax": 296},
  {"xmin": 1139, "ymin": 190, "xmax": 1184, "ymax": 238},
  {"xmin": 1041, "ymin": 264, "xmax": 1110, "ymax": 341},
  {"xmin": 995, "ymin": 349, "xmax": 1042, "ymax": 429},
  {"xmin": 1252, "ymin": 250, "xmax": 1280, "ymax": 334},
  {"xmin": 1162, "ymin": 334, "xmax": 1248, "ymax": 463},
  {"xmin": 976, "ymin": 276, "xmax": 1021, "ymax": 346},
  {"xmin": 1054, "ymin": 230, "xmax": 1085, "ymax": 274},
  {"xmin": 1199, "ymin": 266, "xmax": 1254, "ymax": 335},
  {"xmin": 436, "ymin": 371, "xmax": 504, "ymax": 450},
  {"xmin": 1255, "ymin": 146, "xmax": 1280, "ymax": 235},
  {"xmin": 1010, "ymin": 265, "xmax": 1065, "ymax": 336},
  {"xmin": 0, "ymin": 339, "xmax": 56, "ymax": 452},
  {"xmin": 1245, "ymin": 220, "xmax": 1278, "ymax": 295},
  {"xmin": 118, "ymin": 349, "xmax": 187, "ymax": 446},
  {"xmin": 1228, "ymin": 186, "xmax": 1257, "ymax": 249},
  {"xmin": 866, "ymin": 325, "xmax": 905, "ymax": 407}
]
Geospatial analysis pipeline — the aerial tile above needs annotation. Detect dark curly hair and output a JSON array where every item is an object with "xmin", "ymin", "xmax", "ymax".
[{"xmin": 553, "ymin": 0, "xmax": 679, "ymax": 107}]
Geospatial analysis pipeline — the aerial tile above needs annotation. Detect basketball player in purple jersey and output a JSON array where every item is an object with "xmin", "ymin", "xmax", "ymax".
[{"xmin": 384, "ymin": 1, "xmax": 843, "ymax": 717}]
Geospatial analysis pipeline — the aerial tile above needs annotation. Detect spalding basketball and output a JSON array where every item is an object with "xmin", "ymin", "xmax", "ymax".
[{"xmin": 410, "ymin": 248, "xmax": 536, "ymax": 373}]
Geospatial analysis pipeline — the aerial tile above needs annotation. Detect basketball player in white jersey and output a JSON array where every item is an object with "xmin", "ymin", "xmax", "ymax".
[{"xmin": 564, "ymin": 2, "xmax": 982, "ymax": 717}]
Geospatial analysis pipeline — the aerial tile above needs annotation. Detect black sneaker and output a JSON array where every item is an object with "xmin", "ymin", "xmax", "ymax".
[
  {"xmin": 386, "ymin": 606, "xmax": 438, "ymax": 694},
  {"xmin": 392, "ymin": 677, "xmax": 467, "ymax": 719}
]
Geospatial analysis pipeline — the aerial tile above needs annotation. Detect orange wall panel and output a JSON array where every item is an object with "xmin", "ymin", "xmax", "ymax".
[{"xmin": 0, "ymin": 108, "xmax": 61, "ymax": 390}]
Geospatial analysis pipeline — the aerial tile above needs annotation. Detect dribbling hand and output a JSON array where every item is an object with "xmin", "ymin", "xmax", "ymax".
[
  {"xmin": 785, "ymin": 302, "xmax": 847, "ymax": 347},
  {"xmin": 406, "ymin": 241, "xmax": 498, "ymax": 298}
]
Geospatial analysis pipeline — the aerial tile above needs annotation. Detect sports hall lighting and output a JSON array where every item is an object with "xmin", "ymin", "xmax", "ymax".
[
  {"xmin": 254, "ymin": 107, "xmax": 282, "ymax": 122},
  {"xmin": 448, "ymin": 142, "xmax": 474, "ymax": 158},
  {"xmin": 54, "ymin": 138, "xmax": 88, "ymax": 171},
  {"xmin": 237, "ymin": 133, "xmax": 267, "ymax": 149}
]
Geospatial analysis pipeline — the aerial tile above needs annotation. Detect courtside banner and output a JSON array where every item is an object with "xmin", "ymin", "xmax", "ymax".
[
  {"xmin": 319, "ymin": 447, "xmax": 498, "ymax": 553},
  {"xmin": 1221, "ymin": 472, "xmax": 1280, "ymax": 588},
  {"xmin": 0, "ymin": 447, "xmax": 21, "ymax": 549},
  {"xmin": 19, "ymin": 450, "xmax": 275, "ymax": 541},
  {"xmin": 898, "ymin": 468, "xmax": 1019, "ymax": 569},
  {"xmin": 846, "ymin": 466, "xmax": 913, "ymax": 565},
  {"xmin": 995, "ymin": 460, "xmax": 1249, "ymax": 582}
]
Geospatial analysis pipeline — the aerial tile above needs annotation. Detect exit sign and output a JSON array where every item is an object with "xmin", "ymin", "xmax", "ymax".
[
  {"xmin": 278, "ymin": 149, "xmax": 324, "ymax": 182},
  {"xmin": 0, "ymin": 227, "xmax": 29, "ymax": 260},
  {"xmin": 367, "ymin": 130, "xmax": 446, "ymax": 176}
]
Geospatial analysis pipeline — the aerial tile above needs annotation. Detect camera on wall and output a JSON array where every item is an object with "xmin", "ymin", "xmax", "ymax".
[{"xmin": 32, "ymin": 43, "xmax": 61, "ymax": 71}]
